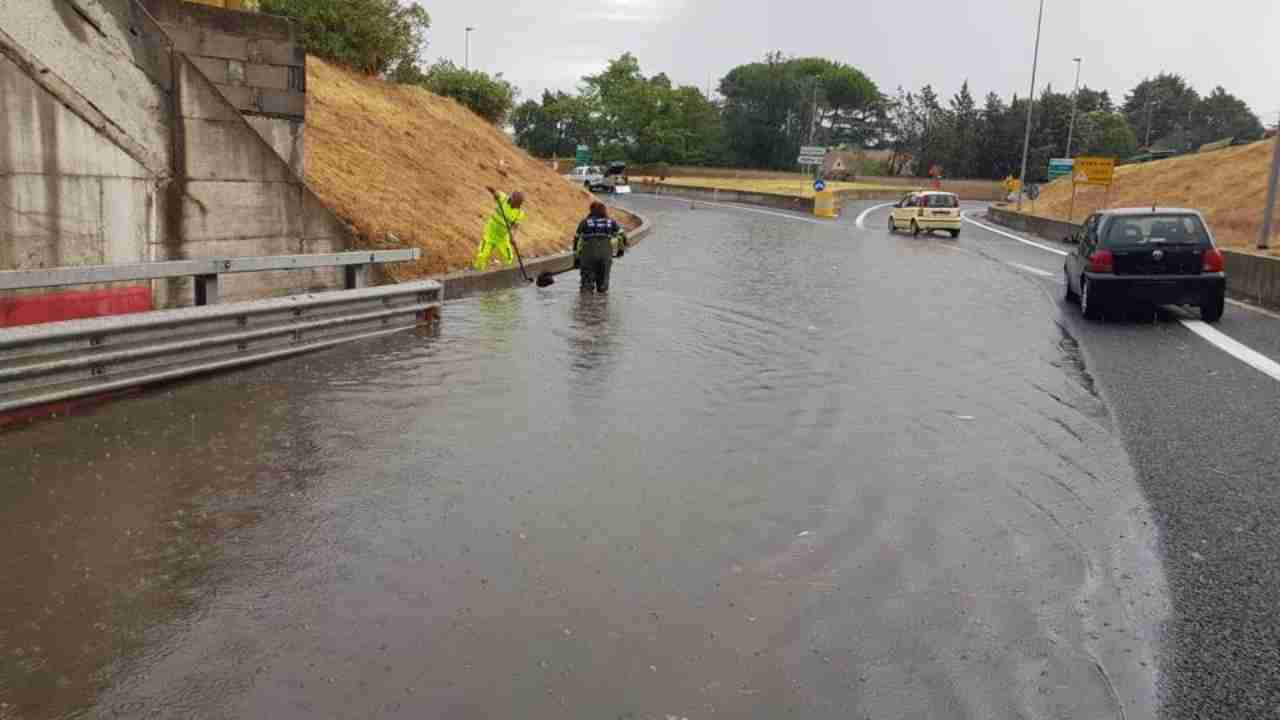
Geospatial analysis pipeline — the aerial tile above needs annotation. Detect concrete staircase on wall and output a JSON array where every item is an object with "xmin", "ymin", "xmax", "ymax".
[{"xmin": 0, "ymin": 0, "xmax": 352, "ymax": 324}]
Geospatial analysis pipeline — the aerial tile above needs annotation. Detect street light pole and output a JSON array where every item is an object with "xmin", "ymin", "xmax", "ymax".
[
  {"xmin": 1065, "ymin": 57, "xmax": 1082, "ymax": 158},
  {"xmin": 465, "ymin": 26, "xmax": 475, "ymax": 70},
  {"xmin": 1017, "ymin": 0, "xmax": 1046, "ymax": 211},
  {"xmin": 1260, "ymin": 119, "xmax": 1280, "ymax": 250}
]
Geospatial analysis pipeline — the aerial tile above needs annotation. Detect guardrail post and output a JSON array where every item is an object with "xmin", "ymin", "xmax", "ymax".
[
  {"xmin": 345, "ymin": 263, "xmax": 370, "ymax": 290},
  {"xmin": 195, "ymin": 274, "xmax": 219, "ymax": 305}
]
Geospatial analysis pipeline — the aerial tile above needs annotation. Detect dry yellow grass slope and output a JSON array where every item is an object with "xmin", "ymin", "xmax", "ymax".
[
  {"xmin": 1023, "ymin": 139, "xmax": 1278, "ymax": 254},
  {"xmin": 304, "ymin": 57, "xmax": 597, "ymax": 278}
]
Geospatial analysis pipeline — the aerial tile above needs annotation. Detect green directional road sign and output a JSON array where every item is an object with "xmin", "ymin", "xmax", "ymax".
[
  {"xmin": 1048, "ymin": 158, "xmax": 1073, "ymax": 182},
  {"xmin": 575, "ymin": 145, "xmax": 591, "ymax": 166}
]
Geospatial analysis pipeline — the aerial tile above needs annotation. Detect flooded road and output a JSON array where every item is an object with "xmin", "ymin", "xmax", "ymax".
[{"xmin": 1, "ymin": 197, "xmax": 1168, "ymax": 719}]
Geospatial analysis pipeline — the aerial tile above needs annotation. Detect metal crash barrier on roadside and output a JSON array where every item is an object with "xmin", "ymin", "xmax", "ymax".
[{"xmin": 0, "ymin": 250, "xmax": 438, "ymax": 414}]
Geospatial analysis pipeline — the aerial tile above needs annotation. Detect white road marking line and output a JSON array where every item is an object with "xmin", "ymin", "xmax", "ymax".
[
  {"xmin": 856, "ymin": 202, "xmax": 896, "ymax": 230},
  {"xmin": 961, "ymin": 211, "xmax": 1068, "ymax": 257},
  {"xmin": 638, "ymin": 193, "xmax": 827, "ymax": 225},
  {"xmin": 1179, "ymin": 320, "xmax": 1280, "ymax": 383},
  {"xmin": 1006, "ymin": 262, "xmax": 1056, "ymax": 278}
]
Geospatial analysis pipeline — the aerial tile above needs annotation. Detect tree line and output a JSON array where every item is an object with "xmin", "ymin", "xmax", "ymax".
[
  {"xmin": 514, "ymin": 55, "xmax": 1265, "ymax": 181},
  {"xmin": 242, "ymin": 2, "xmax": 1265, "ymax": 181}
]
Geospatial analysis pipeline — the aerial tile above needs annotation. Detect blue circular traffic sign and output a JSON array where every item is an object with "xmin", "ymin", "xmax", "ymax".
[{"xmin": 813, "ymin": 179, "xmax": 826, "ymax": 192}]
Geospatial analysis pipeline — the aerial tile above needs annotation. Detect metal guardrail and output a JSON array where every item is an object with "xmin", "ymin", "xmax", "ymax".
[
  {"xmin": 0, "ymin": 280, "xmax": 441, "ymax": 414},
  {"xmin": 0, "ymin": 249, "xmax": 420, "ymax": 305}
]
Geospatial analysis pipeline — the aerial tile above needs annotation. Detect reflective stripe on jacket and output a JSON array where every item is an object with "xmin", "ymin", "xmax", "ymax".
[{"xmin": 575, "ymin": 217, "xmax": 622, "ymax": 258}]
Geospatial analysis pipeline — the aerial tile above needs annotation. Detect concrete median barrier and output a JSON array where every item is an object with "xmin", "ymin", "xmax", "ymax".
[{"xmin": 986, "ymin": 206, "xmax": 1082, "ymax": 244}]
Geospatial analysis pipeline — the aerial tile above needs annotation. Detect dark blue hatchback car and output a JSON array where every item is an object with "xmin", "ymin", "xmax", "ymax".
[{"xmin": 1064, "ymin": 208, "xmax": 1227, "ymax": 322}]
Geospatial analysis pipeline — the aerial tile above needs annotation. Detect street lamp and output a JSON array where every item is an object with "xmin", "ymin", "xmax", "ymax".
[
  {"xmin": 465, "ymin": 26, "xmax": 476, "ymax": 70},
  {"xmin": 1261, "ymin": 116, "xmax": 1280, "ymax": 250},
  {"xmin": 1065, "ymin": 57, "xmax": 1083, "ymax": 158},
  {"xmin": 1017, "ymin": 0, "xmax": 1046, "ymax": 211}
]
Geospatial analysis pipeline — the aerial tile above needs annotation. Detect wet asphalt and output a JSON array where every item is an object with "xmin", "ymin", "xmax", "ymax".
[
  {"xmin": 0, "ymin": 195, "xmax": 1276, "ymax": 718},
  {"xmin": 934, "ymin": 206, "xmax": 1280, "ymax": 720}
]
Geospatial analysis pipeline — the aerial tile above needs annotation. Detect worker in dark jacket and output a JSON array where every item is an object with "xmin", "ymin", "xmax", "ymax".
[{"xmin": 574, "ymin": 202, "xmax": 627, "ymax": 293}]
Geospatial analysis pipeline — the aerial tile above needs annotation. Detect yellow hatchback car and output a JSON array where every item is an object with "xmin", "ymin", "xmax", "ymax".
[{"xmin": 888, "ymin": 191, "xmax": 962, "ymax": 238}]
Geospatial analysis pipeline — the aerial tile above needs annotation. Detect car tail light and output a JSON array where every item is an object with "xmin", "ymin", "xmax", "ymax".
[
  {"xmin": 1088, "ymin": 249, "xmax": 1115, "ymax": 273},
  {"xmin": 1203, "ymin": 247, "xmax": 1225, "ymax": 273}
]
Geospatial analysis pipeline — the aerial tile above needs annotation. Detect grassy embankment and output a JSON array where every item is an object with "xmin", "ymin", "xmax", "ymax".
[
  {"xmin": 304, "ymin": 58, "xmax": 618, "ymax": 279},
  {"xmin": 1009, "ymin": 138, "xmax": 1278, "ymax": 255}
]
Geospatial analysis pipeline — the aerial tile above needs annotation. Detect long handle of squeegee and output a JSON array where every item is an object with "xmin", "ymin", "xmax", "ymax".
[{"xmin": 491, "ymin": 189, "xmax": 531, "ymax": 283}]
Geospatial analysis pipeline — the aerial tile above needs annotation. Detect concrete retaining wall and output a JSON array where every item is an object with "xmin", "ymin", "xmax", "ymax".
[
  {"xmin": 161, "ymin": 53, "xmax": 349, "ymax": 305},
  {"xmin": 985, "ymin": 206, "xmax": 1280, "ymax": 311},
  {"xmin": 0, "ymin": 0, "xmax": 352, "ymax": 320},
  {"xmin": 0, "ymin": 51, "xmax": 161, "ymax": 274},
  {"xmin": 143, "ymin": 0, "xmax": 306, "ymax": 175},
  {"xmin": 0, "ymin": 0, "xmax": 176, "ymax": 175}
]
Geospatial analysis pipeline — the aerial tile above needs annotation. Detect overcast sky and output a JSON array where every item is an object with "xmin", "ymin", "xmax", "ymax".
[{"xmin": 425, "ymin": 0, "xmax": 1278, "ymax": 124}]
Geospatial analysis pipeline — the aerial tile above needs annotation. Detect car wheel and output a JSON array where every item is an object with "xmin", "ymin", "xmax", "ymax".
[
  {"xmin": 887, "ymin": 216, "xmax": 896, "ymax": 233},
  {"xmin": 949, "ymin": 229, "xmax": 960, "ymax": 239},
  {"xmin": 1202, "ymin": 293, "xmax": 1226, "ymax": 323},
  {"xmin": 911, "ymin": 221, "xmax": 920, "ymax": 237},
  {"xmin": 1064, "ymin": 269, "xmax": 1079, "ymax": 304},
  {"xmin": 1081, "ymin": 278, "xmax": 1104, "ymax": 321}
]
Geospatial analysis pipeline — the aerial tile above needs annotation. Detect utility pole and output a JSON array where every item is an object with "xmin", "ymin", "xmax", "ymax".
[
  {"xmin": 1261, "ymin": 110, "xmax": 1280, "ymax": 250},
  {"xmin": 1065, "ymin": 57, "xmax": 1082, "ymax": 157},
  {"xmin": 465, "ymin": 26, "xmax": 475, "ymax": 70},
  {"xmin": 1017, "ymin": 0, "xmax": 1046, "ymax": 211}
]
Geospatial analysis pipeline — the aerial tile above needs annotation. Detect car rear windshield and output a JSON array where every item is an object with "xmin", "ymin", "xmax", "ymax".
[
  {"xmin": 923, "ymin": 194, "xmax": 959, "ymax": 208},
  {"xmin": 1102, "ymin": 214, "xmax": 1210, "ymax": 248}
]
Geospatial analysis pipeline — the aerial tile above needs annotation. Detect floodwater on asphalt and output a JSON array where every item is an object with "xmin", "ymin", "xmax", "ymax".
[{"xmin": 1, "ymin": 197, "xmax": 1168, "ymax": 719}]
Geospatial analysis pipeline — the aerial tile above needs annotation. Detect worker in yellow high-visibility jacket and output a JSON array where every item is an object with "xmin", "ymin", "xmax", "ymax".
[{"xmin": 473, "ymin": 187, "xmax": 526, "ymax": 270}]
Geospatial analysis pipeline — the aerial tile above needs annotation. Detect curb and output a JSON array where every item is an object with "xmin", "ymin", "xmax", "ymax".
[{"xmin": 433, "ymin": 206, "xmax": 653, "ymax": 301}]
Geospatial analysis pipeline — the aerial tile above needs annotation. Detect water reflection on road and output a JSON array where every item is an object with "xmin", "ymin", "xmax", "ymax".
[{"xmin": 1, "ymin": 198, "xmax": 1167, "ymax": 719}]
